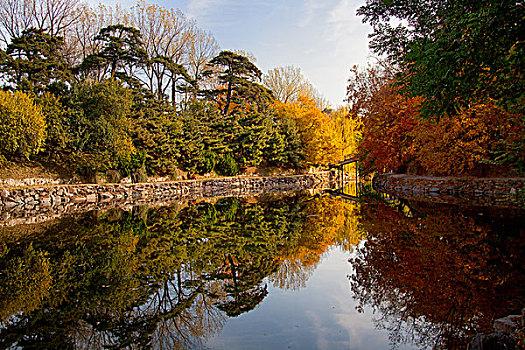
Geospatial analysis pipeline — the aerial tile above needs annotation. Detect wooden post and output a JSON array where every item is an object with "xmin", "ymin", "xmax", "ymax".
[
  {"xmin": 355, "ymin": 162, "xmax": 358, "ymax": 196},
  {"xmin": 340, "ymin": 165, "xmax": 343, "ymax": 189}
]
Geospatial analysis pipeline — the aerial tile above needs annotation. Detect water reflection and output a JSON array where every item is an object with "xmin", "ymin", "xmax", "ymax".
[
  {"xmin": 0, "ymin": 193, "xmax": 361, "ymax": 349},
  {"xmin": 0, "ymin": 191, "xmax": 522, "ymax": 349},
  {"xmin": 350, "ymin": 198, "xmax": 525, "ymax": 349}
]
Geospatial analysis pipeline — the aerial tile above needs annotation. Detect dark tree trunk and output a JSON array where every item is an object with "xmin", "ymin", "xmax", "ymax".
[{"xmin": 224, "ymin": 79, "xmax": 233, "ymax": 115}]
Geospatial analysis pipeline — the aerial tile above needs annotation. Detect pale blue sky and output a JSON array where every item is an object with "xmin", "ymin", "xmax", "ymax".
[{"xmin": 96, "ymin": 0, "xmax": 372, "ymax": 107}]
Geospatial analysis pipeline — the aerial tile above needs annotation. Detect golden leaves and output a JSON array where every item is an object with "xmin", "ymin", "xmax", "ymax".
[
  {"xmin": 413, "ymin": 100, "xmax": 513, "ymax": 175},
  {"xmin": 272, "ymin": 95, "xmax": 346, "ymax": 166},
  {"xmin": 0, "ymin": 90, "xmax": 46, "ymax": 159}
]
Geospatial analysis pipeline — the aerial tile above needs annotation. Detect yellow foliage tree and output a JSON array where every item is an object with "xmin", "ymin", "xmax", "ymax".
[
  {"xmin": 0, "ymin": 90, "xmax": 46, "ymax": 160},
  {"xmin": 332, "ymin": 107, "xmax": 361, "ymax": 159},
  {"xmin": 273, "ymin": 95, "xmax": 343, "ymax": 166}
]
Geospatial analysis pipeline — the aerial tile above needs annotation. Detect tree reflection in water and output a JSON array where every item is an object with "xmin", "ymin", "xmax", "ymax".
[
  {"xmin": 0, "ymin": 192, "xmax": 521, "ymax": 349},
  {"xmin": 349, "ymin": 198, "xmax": 525, "ymax": 349},
  {"xmin": 0, "ymin": 194, "xmax": 362, "ymax": 349}
]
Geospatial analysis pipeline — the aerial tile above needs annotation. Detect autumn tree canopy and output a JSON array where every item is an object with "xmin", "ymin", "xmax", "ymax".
[
  {"xmin": 273, "ymin": 96, "xmax": 343, "ymax": 166},
  {"xmin": 353, "ymin": 0, "xmax": 524, "ymax": 176},
  {"xmin": 0, "ymin": 0, "xmax": 355, "ymax": 178}
]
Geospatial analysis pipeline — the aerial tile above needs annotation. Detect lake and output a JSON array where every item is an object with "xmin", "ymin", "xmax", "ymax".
[{"xmin": 0, "ymin": 188, "xmax": 523, "ymax": 349}]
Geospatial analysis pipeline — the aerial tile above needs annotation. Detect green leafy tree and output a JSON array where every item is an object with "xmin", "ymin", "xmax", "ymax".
[
  {"xmin": 215, "ymin": 154, "xmax": 239, "ymax": 176},
  {"xmin": 231, "ymin": 111, "xmax": 272, "ymax": 167},
  {"xmin": 196, "ymin": 149, "xmax": 217, "ymax": 174},
  {"xmin": 79, "ymin": 24, "xmax": 147, "ymax": 83},
  {"xmin": 65, "ymin": 79, "xmax": 135, "ymax": 170},
  {"xmin": 131, "ymin": 106, "xmax": 182, "ymax": 176},
  {"xmin": 204, "ymin": 50, "xmax": 272, "ymax": 115},
  {"xmin": 357, "ymin": 0, "xmax": 524, "ymax": 117},
  {"xmin": 175, "ymin": 101, "xmax": 223, "ymax": 173},
  {"xmin": 0, "ymin": 28, "xmax": 69, "ymax": 93},
  {"xmin": 270, "ymin": 115, "xmax": 304, "ymax": 168},
  {"xmin": 264, "ymin": 128, "xmax": 287, "ymax": 166}
]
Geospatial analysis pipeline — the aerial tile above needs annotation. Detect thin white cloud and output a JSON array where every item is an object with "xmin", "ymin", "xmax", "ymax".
[
  {"xmin": 299, "ymin": 0, "xmax": 325, "ymax": 27},
  {"xmin": 187, "ymin": 0, "xmax": 226, "ymax": 17},
  {"xmin": 327, "ymin": 0, "xmax": 368, "ymax": 48},
  {"xmin": 286, "ymin": 0, "xmax": 372, "ymax": 107}
]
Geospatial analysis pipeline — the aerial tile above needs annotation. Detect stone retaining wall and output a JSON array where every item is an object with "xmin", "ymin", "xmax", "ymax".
[
  {"xmin": 0, "ymin": 173, "xmax": 333, "ymax": 227},
  {"xmin": 0, "ymin": 177, "xmax": 73, "ymax": 188},
  {"xmin": 373, "ymin": 174, "xmax": 525, "ymax": 208}
]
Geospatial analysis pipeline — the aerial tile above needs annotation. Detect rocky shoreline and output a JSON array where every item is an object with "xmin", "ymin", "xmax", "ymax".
[
  {"xmin": 0, "ymin": 173, "xmax": 334, "ymax": 227},
  {"xmin": 373, "ymin": 173, "xmax": 525, "ymax": 208}
]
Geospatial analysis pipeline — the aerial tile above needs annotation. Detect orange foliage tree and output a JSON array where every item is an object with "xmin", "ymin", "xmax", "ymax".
[
  {"xmin": 348, "ymin": 62, "xmax": 525, "ymax": 176},
  {"xmin": 272, "ymin": 95, "xmax": 343, "ymax": 166},
  {"xmin": 353, "ymin": 79, "xmax": 423, "ymax": 175}
]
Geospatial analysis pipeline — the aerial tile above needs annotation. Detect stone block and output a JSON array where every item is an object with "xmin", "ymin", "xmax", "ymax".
[
  {"xmin": 493, "ymin": 315, "xmax": 521, "ymax": 333},
  {"xmin": 39, "ymin": 198, "xmax": 52, "ymax": 207},
  {"xmin": 99, "ymin": 192, "xmax": 114, "ymax": 201}
]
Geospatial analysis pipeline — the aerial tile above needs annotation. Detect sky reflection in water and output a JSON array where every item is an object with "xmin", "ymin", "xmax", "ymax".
[{"xmin": 208, "ymin": 246, "xmax": 413, "ymax": 350}]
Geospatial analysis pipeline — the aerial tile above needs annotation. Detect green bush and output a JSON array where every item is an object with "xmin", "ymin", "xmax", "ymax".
[
  {"xmin": 67, "ymin": 79, "xmax": 135, "ymax": 170},
  {"xmin": 215, "ymin": 154, "xmax": 239, "ymax": 176},
  {"xmin": 196, "ymin": 150, "xmax": 217, "ymax": 175},
  {"xmin": 36, "ymin": 92, "xmax": 69, "ymax": 151},
  {"xmin": 0, "ymin": 90, "xmax": 46, "ymax": 159}
]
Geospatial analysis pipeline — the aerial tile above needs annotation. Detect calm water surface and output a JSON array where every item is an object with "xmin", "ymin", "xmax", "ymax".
[
  {"xmin": 0, "ymin": 191, "xmax": 523, "ymax": 349},
  {"xmin": 207, "ymin": 247, "xmax": 410, "ymax": 350}
]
